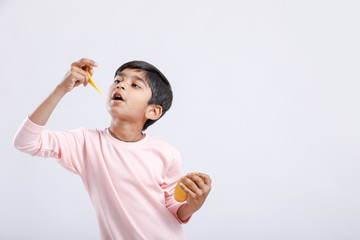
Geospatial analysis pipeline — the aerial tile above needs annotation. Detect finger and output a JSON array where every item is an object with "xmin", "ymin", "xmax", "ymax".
[
  {"xmin": 70, "ymin": 64, "xmax": 88, "ymax": 77},
  {"xmin": 179, "ymin": 182, "xmax": 196, "ymax": 199},
  {"xmin": 181, "ymin": 176, "xmax": 201, "ymax": 195},
  {"xmin": 71, "ymin": 59, "xmax": 98, "ymax": 76},
  {"xmin": 70, "ymin": 72, "xmax": 88, "ymax": 88},
  {"xmin": 81, "ymin": 65, "xmax": 93, "ymax": 73},
  {"xmin": 72, "ymin": 72, "xmax": 86, "ymax": 85},
  {"xmin": 186, "ymin": 173, "xmax": 206, "ymax": 189},
  {"xmin": 73, "ymin": 68, "xmax": 89, "ymax": 86},
  {"xmin": 196, "ymin": 173, "xmax": 212, "ymax": 186},
  {"xmin": 77, "ymin": 58, "xmax": 99, "ymax": 68}
]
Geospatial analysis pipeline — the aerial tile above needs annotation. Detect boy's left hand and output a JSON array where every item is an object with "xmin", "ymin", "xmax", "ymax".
[{"xmin": 179, "ymin": 172, "xmax": 212, "ymax": 213}]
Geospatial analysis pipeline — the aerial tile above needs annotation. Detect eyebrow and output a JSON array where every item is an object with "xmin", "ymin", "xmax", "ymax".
[{"xmin": 116, "ymin": 73, "xmax": 148, "ymax": 88}]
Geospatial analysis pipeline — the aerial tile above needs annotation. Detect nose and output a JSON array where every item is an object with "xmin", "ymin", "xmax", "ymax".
[{"xmin": 116, "ymin": 82, "xmax": 125, "ymax": 90}]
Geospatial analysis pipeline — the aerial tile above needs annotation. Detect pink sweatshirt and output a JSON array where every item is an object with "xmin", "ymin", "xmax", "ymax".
[{"xmin": 14, "ymin": 117, "xmax": 189, "ymax": 240}]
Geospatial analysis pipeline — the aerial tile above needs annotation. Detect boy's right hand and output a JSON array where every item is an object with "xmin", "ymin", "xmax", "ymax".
[{"xmin": 58, "ymin": 58, "xmax": 99, "ymax": 93}]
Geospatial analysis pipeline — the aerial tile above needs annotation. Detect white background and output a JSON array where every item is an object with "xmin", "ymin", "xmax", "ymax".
[{"xmin": 1, "ymin": 0, "xmax": 360, "ymax": 239}]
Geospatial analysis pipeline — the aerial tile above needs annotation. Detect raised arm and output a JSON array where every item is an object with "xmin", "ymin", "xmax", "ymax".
[{"xmin": 29, "ymin": 58, "xmax": 98, "ymax": 126}]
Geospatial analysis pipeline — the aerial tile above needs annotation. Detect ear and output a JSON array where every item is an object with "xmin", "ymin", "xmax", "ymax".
[{"xmin": 145, "ymin": 105, "xmax": 163, "ymax": 121}]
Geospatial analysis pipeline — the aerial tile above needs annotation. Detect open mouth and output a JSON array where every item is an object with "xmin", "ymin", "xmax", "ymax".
[
  {"xmin": 112, "ymin": 91, "xmax": 124, "ymax": 102},
  {"xmin": 113, "ymin": 94, "xmax": 123, "ymax": 101}
]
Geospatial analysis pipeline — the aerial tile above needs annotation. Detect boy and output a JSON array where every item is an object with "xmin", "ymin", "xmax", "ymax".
[{"xmin": 14, "ymin": 58, "xmax": 212, "ymax": 239}]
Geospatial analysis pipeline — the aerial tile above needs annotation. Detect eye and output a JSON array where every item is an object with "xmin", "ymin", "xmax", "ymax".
[
  {"xmin": 113, "ymin": 79, "xmax": 121, "ymax": 84},
  {"xmin": 132, "ymin": 83, "xmax": 140, "ymax": 88}
]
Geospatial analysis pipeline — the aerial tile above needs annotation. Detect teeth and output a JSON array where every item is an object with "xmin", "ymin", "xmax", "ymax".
[{"xmin": 113, "ymin": 93, "xmax": 122, "ymax": 100}]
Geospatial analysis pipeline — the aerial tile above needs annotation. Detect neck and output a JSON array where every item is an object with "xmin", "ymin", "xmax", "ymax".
[{"xmin": 109, "ymin": 119, "xmax": 144, "ymax": 142}]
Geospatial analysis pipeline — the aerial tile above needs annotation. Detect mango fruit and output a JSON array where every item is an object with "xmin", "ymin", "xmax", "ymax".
[{"xmin": 174, "ymin": 172, "xmax": 196, "ymax": 202}]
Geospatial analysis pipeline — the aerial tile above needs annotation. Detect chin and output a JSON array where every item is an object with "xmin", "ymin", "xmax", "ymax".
[{"xmin": 107, "ymin": 105, "xmax": 121, "ymax": 118}]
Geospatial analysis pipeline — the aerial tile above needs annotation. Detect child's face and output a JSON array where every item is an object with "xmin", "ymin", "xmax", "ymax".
[{"xmin": 106, "ymin": 68, "xmax": 153, "ymax": 124}]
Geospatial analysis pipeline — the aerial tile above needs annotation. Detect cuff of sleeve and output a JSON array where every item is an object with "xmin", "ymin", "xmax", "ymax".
[{"xmin": 170, "ymin": 202, "xmax": 192, "ymax": 224}]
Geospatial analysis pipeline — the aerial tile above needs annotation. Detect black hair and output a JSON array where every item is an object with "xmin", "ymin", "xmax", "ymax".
[{"xmin": 114, "ymin": 60, "xmax": 173, "ymax": 131}]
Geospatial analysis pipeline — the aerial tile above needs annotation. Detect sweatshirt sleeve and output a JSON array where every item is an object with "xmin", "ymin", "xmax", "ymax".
[
  {"xmin": 162, "ymin": 150, "xmax": 191, "ymax": 224},
  {"xmin": 13, "ymin": 116, "xmax": 86, "ymax": 175}
]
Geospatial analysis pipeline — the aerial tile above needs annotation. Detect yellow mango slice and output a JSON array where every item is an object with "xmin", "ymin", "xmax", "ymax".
[{"xmin": 86, "ymin": 70, "xmax": 103, "ymax": 94}]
